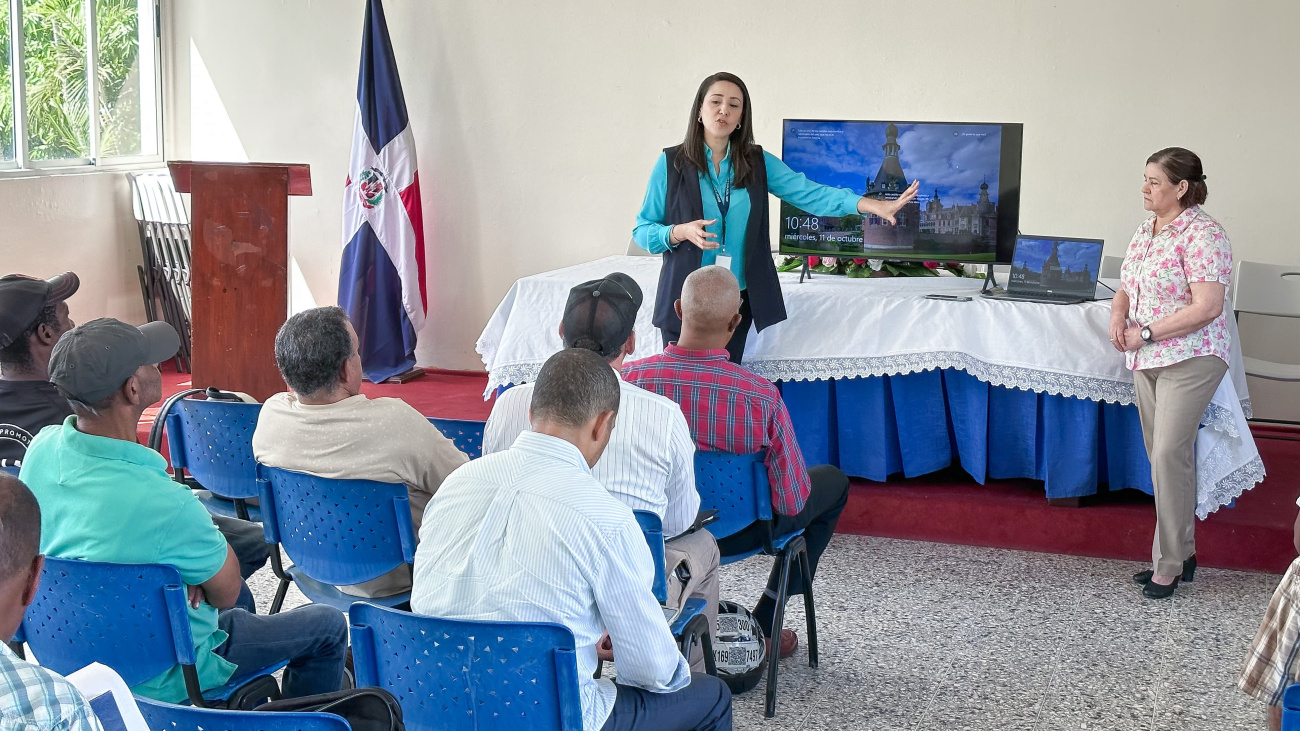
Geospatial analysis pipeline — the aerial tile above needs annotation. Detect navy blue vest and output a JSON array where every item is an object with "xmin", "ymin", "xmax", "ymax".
[{"xmin": 653, "ymin": 144, "xmax": 787, "ymax": 334}]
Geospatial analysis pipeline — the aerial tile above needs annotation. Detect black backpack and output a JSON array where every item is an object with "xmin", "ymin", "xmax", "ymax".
[{"xmin": 258, "ymin": 688, "xmax": 405, "ymax": 731}]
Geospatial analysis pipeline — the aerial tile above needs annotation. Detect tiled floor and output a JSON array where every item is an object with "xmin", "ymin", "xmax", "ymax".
[{"xmin": 249, "ymin": 535, "xmax": 1280, "ymax": 730}]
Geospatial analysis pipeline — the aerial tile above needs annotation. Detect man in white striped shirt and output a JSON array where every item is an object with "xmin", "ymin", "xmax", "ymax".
[
  {"xmin": 411, "ymin": 349, "xmax": 732, "ymax": 731},
  {"xmin": 482, "ymin": 273, "xmax": 720, "ymax": 670}
]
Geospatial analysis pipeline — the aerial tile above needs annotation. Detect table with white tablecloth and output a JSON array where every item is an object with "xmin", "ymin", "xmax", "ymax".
[{"xmin": 477, "ymin": 256, "xmax": 1265, "ymax": 517}]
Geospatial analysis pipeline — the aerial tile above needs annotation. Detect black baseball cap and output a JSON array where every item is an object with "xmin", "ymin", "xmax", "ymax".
[
  {"xmin": 0, "ymin": 272, "xmax": 79, "ymax": 349},
  {"xmin": 561, "ymin": 273, "xmax": 643, "ymax": 359},
  {"xmin": 49, "ymin": 318, "xmax": 180, "ymax": 404}
]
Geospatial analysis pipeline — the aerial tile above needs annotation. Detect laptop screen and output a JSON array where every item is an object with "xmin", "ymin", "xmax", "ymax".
[{"xmin": 1009, "ymin": 236, "xmax": 1104, "ymax": 297}]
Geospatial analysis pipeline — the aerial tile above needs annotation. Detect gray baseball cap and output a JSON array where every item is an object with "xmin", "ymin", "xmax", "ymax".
[{"xmin": 49, "ymin": 318, "xmax": 180, "ymax": 404}]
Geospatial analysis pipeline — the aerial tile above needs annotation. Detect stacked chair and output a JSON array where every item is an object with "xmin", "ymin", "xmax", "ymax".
[
  {"xmin": 1233, "ymin": 261, "xmax": 1300, "ymax": 391},
  {"xmin": 128, "ymin": 171, "xmax": 193, "ymax": 373}
]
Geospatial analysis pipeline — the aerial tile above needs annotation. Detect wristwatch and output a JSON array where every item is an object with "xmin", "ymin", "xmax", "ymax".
[{"xmin": 1140, "ymin": 326, "xmax": 1154, "ymax": 343}]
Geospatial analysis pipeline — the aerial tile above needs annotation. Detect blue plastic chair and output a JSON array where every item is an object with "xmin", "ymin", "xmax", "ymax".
[
  {"xmin": 349, "ymin": 603, "xmax": 583, "ymax": 731},
  {"xmin": 137, "ymin": 696, "xmax": 352, "ymax": 731},
  {"xmin": 18, "ymin": 557, "xmax": 285, "ymax": 708},
  {"xmin": 1284, "ymin": 684, "xmax": 1300, "ymax": 731},
  {"xmin": 632, "ymin": 510, "xmax": 716, "ymax": 675},
  {"xmin": 694, "ymin": 450, "xmax": 818, "ymax": 718},
  {"xmin": 0, "ymin": 465, "xmax": 19, "ymax": 477},
  {"xmin": 258, "ymin": 465, "xmax": 416, "ymax": 613},
  {"xmin": 166, "ymin": 398, "xmax": 264, "ymax": 522},
  {"xmin": 427, "ymin": 417, "xmax": 485, "ymax": 460}
]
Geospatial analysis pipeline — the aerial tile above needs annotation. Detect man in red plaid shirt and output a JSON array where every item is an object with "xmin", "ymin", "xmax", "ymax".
[{"xmin": 624, "ymin": 266, "xmax": 849, "ymax": 658}]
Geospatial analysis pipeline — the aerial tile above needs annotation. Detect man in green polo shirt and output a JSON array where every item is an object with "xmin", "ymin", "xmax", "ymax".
[{"xmin": 20, "ymin": 318, "xmax": 348, "ymax": 703}]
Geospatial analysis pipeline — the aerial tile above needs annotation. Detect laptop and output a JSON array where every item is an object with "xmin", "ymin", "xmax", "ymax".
[{"xmin": 982, "ymin": 235, "xmax": 1105, "ymax": 305}]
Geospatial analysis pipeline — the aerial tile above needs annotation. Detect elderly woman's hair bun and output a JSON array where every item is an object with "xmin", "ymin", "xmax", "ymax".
[{"xmin": 1148, "ymin": 147, "xmax": 1208, "ymax": 207}]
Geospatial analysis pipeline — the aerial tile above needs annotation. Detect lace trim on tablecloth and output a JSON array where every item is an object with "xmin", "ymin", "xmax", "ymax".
[
  {"xmin": 1197, "ymin": 454, "xmax": 1267, "ymax": 520},
  {"xmin": 1202, "ymin": 402, "xmax": 1240, "ymax": 439},
  {"xmin": 484, "ymin": 363, "xmax": 544, "ymax": 398},
  {"xmin": 745, "ymin": 352, "xmax": 1139, "ymax": 404}
]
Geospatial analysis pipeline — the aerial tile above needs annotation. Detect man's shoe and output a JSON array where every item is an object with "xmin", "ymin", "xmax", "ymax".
[{"xmin": 765, "ymin": 629, "xmax": 798, "ymax": 659}]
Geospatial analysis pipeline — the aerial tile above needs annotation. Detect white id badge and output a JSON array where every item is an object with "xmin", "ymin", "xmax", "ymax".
[{"xmin": 715, "ymin": 254, "xmax": 733, "ymax": 270}]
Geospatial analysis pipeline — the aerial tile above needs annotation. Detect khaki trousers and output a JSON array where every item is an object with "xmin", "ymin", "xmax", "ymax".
[
  {"xmin": 664, "ymin": 528, "xmax": 720, "ymax": 673},
  {"xmin": 1133, "ymin": 355, "xmax": 1228, "ymax": 576}
]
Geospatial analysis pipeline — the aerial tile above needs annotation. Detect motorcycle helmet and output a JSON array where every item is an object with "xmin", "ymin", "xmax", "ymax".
[{"xmin": 713, "ymin": 600, "xmax": 767, "ymax": 694}]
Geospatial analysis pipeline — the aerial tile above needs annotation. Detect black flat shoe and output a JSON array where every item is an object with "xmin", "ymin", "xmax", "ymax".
[
  {"xmin": 1143, "ymin": 577, "xmax": 1179, "ymax": 599},
  {"xmin": 1132, "ymin": 555, "xmax": 1197, "ymax": 586}
]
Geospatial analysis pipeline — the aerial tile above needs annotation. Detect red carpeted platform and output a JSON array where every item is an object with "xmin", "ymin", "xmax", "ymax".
[
  {"xmin": 839, "ymin": 430, "xmax": 1300, "ymax": 575},
  {"xmin": 146, "ymin": 368, "xmax": 1300, "ymax": 574}
]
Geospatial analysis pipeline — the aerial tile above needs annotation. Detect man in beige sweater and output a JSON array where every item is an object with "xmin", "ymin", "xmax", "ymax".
[{"xmin": 253, "ymin": 306, "xmax": 467, "ymax": 598}]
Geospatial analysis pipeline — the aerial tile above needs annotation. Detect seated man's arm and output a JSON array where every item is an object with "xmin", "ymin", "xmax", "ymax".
[
  {"xmin": 170, "ymin": 495, "xmax": 242, "ymax": 609},
  {"xmin": 595, "ymin": 520, "xmax": 692, "ymax": 692},
  {"xmin": 399, "ymin": 412, "xmax": 474, "ymax": 528},
  {"xmin": 198, "ymin": 546, "xmax": 243, "ymax": 609},
  {"xmin": 481, "ymin": 387, "xmax": 529, "ymax": 456},
  {"xmin": 766, "ymin": 399, "xmax": 811, "ymax": 517},
  {"xmin": 662, "ymin": 409, "xmax": 701, "ymax": 537}
]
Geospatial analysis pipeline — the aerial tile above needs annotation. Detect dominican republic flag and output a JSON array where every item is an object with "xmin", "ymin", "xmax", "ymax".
[{"xmin": 340, "ymin": 0, "xmax": 427, "ymax": 382}]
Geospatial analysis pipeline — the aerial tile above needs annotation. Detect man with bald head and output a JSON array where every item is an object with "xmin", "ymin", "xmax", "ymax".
[{"xmin": 625, "ymin": 266, "xmax": 849, "ymax": 660}]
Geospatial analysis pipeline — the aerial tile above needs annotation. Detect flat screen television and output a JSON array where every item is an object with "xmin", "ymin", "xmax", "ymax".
[{"xmin": 779, "ymin": 119, "xmax": 1023, "ymax": 263}]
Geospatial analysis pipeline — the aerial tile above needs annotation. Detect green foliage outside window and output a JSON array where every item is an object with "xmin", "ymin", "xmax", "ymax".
[
  {"xmin": 0, "ymin": 16, "xmax": 12, "ymax": 161},
  {"xmin": 1, "ymin": 0, "xmax": 145, "ymax": 162}
]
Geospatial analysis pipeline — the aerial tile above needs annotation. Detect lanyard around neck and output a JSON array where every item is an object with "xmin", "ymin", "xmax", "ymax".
[{"xmin": 705, "ymin": 165, "xmax": 732, "ymax": 218}]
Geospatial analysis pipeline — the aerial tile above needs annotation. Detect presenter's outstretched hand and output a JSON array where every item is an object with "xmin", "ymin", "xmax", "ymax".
[
  {"xmin": 671, "ymin": 219, "xmax": 720, "ymax": 250},
  {"xmin": 857, "ymin": 180, "xmax": 921, "ymax": 224}
]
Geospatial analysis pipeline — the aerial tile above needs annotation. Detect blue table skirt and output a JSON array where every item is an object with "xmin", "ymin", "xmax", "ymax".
[{"xmin": 778, "ymin": 369, "xmax": 1154, "ymax": 500}]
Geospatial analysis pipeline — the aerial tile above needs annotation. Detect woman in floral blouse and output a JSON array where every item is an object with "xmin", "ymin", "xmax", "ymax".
[{"xmin": 1109, "ymin": 147, "xmax": 1232, "ymax": 599}]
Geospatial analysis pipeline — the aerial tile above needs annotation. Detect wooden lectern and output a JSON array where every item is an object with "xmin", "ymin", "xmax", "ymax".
[{"xmin": 168, "ymin": 162, "xmax": 312, "ymax": 402}]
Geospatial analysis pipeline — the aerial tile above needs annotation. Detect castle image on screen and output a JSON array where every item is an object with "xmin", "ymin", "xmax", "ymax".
[
  {"xmin": 780, "ymin": 120, "xmax": 1006, "ymax": 261},
  {"xmin": 1008, "ymin": 237, "xmax": 1102, "ymax": 296}
]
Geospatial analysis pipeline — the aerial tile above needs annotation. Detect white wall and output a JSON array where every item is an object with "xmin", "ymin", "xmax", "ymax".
[
  {"xmin": 162, "ymin": 0, "xmax": 1300, "ymax": 414},
  {"xmin": 0, "ymin": 173, "xmax": 146, "ymax": 326}
]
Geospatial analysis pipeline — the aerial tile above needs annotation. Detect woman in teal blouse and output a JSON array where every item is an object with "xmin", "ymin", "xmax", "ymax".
[{"xmin": 634, "ymin": 71, "xmax": 919, "ymax": 362}]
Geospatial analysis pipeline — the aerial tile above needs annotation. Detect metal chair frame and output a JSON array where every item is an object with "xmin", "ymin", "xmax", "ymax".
[{"xmin": 694, "ymin": 449, "xmax": 818, "ymax": 718}]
